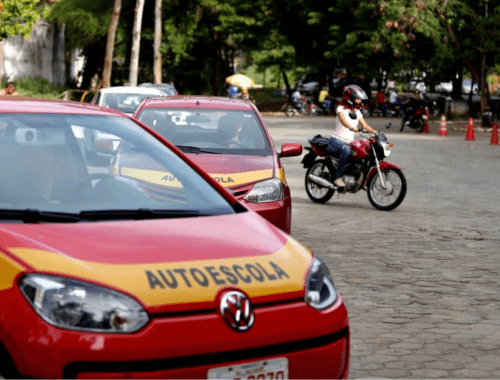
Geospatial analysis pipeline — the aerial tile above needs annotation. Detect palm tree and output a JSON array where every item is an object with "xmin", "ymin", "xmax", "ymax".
[
  {"xmin": 153, "ymin": 0, "xmax": 162, "ymax": 83},
  {"xmin": 102, "ymin": 0, "xmax": 122, "ymax": 88},
  {"xmin": 129, "ymin": 0, "xmax": 146, "ymax": 86}
]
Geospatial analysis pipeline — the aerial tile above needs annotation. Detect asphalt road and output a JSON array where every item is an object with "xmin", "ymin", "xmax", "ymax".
[{"xmin": 264, "ymin": 115, "xmax": 500, "ymax": 379}]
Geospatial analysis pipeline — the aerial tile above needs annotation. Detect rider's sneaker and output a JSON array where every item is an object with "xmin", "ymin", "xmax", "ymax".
[
  {"xmin": 334, "ymin": 178, "xmax": 346, "ymax": 192},
  {"xmin": 334, "ymin": 178, "xmax": 346, "ymax": 187}
]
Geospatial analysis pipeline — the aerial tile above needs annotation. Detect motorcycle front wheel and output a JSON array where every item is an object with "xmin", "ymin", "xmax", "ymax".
[
  {"xmin": 367, "ymin": 168, "xmax": 407, "ymax": 211},
  {"xmin": 284, "ymin": 105, "xmax": 295, "ymax": 117},
  {"xmin": 308, "ymin": 104, "xmax": 318, "ymax": 116},
  {"xmin": 305, "ymin": 160, "xmax": 336, "ymax": 203}
]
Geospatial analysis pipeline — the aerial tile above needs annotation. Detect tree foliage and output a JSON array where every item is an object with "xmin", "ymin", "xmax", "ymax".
[
  {"xmin": 0, "ymin": 0, "xmax": 49, "ymax": 41},
  {"xmin": 44, "ymin": 0, "xmax": 500, "ymax": 104}
]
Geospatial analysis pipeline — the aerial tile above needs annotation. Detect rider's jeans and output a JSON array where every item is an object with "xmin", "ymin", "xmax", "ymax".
[{"xmin": 326, "ymin": 137, "xmax": 350, "ymax": 179}]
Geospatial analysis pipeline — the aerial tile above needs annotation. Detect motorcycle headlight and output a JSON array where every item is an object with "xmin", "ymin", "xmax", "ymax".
[
  {"xmin": 381, "ymin": 142, "xmax": 391, "ymax": 157},
  {"xmin": 304, "ymin": 257, "xmax": 338, "ymax": 310},
  {"xmin": 243, "ymin": 178, "xmax": 284, "ymax": 203},
  {"xmin": 19, "ymin": 274, "xmax": 149, "ymax": 333}
]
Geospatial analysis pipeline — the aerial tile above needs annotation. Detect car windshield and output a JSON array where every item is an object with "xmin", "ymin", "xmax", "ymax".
[
  {"xmin": 0, "ymin": 113, "xmax": 235, "ymax": 220},
  {"xmin": 103, "ymin": 93, "xmax": 155, "ymax": 114},
  {"xmin": 137, "ymin": 109, "xmax": 272, "ymax": 156}
]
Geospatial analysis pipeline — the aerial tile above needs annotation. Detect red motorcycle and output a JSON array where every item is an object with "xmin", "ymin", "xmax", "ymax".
[
  {"xmin": 401, "ymin": 99, "xmax": 430, "ymax": 132},
  {"xmin": 302, "ymin": 124, "xmax": 407, "ymax": 210},
  {"xmin": 284, "ymin": 96, "xmax": 317, "ymax": 117}
]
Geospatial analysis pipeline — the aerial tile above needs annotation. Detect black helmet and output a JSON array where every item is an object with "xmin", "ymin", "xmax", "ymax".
[{"xmin": 343, "ymin": 85, "xmax": 368, "ymax": 108}]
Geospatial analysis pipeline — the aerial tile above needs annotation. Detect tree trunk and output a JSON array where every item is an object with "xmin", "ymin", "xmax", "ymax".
[
  {"xmin": 103, "ymin": 0, "xmax": 122, "ymax": 88},
  {"xmin": 153, "ymin": 0, "xmax": 162, "ymax": 84},
  {"xmin": 129, "ymin": 0, "xmax": 146, "ymax": 87}
]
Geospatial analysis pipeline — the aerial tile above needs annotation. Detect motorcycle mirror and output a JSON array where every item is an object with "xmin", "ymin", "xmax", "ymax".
[
  {"xmin": 348, "ymin": 111, "xmax": 357, "ymax": 119},
  {"xmin": 386, "ymin": 122, "xmax": 392, "ymax": 129}
]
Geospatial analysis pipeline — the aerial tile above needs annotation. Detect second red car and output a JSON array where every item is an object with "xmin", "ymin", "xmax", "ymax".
[{"xmin": 133, "ymin": 96, "xmax": 302, "ymax": 234}]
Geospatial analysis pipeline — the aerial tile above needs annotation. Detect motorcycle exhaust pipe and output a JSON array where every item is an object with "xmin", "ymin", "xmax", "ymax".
[{"xmin": 308, "ymin": 174, "xmax": 335, "ymax": 189}]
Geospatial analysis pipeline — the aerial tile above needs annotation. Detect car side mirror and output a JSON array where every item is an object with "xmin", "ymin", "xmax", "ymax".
[{"xmin": 279, "ymin": 142, "xmax": 303, "ymax": 158}]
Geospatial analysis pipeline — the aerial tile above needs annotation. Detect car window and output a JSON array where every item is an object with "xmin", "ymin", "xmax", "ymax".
[
  {"xmin": 137, "ymin": 109, "xmax": 272, "ymax": 156},
  {"xmin": 103, "ymin": 93, "xmax": 154, "ymax": 114},
  {"xmin": 0, "ymin": 114, "xmax": 235, "ymax": 219}
]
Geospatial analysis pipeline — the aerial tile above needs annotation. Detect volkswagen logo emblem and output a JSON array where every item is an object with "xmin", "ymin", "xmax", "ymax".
[{"xmin": 219, "ymin": 290, "xmax": 254, "ymax": 331}]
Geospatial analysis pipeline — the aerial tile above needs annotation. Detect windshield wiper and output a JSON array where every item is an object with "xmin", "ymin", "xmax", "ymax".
[
  {"xmin": 0, "ymin": 209, "xmax": 80, "ymax": 223},
  {"xmin": 0, "ymin": 208, "xmax": 215, "ymax": 223},
  {"xmin": 78, "ymin": 208, "xmax": 213, "ymax": 221},
  {"xmin": 176, "ymin": 145, "xmax": 221, "ymax": 154}
]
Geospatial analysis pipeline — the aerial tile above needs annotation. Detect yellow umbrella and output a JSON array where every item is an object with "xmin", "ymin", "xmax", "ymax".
[{"xmin": 225, "ymin": 73, "xmax": 255, "ymax": 89}]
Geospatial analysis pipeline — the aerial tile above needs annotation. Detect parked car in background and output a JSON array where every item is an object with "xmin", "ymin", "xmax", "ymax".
[
  {"xmin": 91, "ymin": 86, "xmax": 165, "ymax": 116},
  {"xmin": 403, "ymin": 78, "xmax": 427, "ymax": 93},
  {"xmin": 462, "ymin": 79, "xmax": 479, "ymax": 94},
  {"xmin": 133, "ymin": 96, "xmax": 303, "ymax": 234},
  {"xmin": 435, "ymin": 81, "xmax": 452, "ymax": 94},
  {"xmin": 0, "ymin": 97, "xmax": 349, "ymax": 379},
  {"xmin": 139, "ymin": 82, "xmax": 179, "ymax": 96}
]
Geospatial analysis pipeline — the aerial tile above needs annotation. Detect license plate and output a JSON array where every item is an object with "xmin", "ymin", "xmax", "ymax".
[{"xmin": 207, "ymin": 357, "xmax": 288, "ymax": 379}]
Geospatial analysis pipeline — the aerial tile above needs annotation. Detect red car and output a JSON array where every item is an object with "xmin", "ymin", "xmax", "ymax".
[
  {"xmin": 0, "ymin": 98, "xmax": 349, "ymax": 379},
  {"xmin": 132, "ymin": 96, "xmax": 302, "ymax": 234}
]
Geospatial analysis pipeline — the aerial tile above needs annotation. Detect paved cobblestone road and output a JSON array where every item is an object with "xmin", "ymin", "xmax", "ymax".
[{"xmin": 264, "ymin": 116, "xmax": 500, "ymax": 379}]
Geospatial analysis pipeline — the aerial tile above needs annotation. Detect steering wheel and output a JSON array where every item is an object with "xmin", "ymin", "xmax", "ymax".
[{"xmin": 60, "ymin": 173, "xmax": 114, "ymax": 202}]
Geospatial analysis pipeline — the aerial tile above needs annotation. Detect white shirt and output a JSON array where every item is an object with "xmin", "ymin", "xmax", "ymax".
[
  {"xmin": 333, "ymin": 104, "xmax": 363, "ymax": 143},
  {"xmin": 390, "ymin": 91, "xmax": 398, "ymax": 103}
]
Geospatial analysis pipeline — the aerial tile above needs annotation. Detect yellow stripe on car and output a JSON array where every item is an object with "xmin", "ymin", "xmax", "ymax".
[
  {"xmin": 121, "ymin": 167, "xmax": 274, "ymax": 188},
  {"xmin": 9, "ymin": 238, "xmax": 312, "ymax": 307},
  {"xmin": 0, "ymin": 254, "xmax": 26, "ymax": 291}
]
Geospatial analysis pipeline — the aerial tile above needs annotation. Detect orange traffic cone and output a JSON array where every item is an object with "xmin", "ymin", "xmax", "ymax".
[
  {"xmin": 439, "ymin": 115, "xmax": 448, "ymax": 137},
  {"xmin": 465, "ymin": 117, "xmax": 475, "ymax": 141},
  {"xmin": 490, "ymin": 121, "xmax": 499, "ymax": 145}
]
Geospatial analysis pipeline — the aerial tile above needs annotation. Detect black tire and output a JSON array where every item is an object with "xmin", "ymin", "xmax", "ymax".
[
  {"xmin": 415, "ymin": 117, "xmax": 424, "ymax": 133},
  {"xmin": 367, "ymin": 168, "xmax": 407, "ymax": 211},
  {"xmin": 305, "ymin": 160, "xmax": 336, "ymax": 203}
]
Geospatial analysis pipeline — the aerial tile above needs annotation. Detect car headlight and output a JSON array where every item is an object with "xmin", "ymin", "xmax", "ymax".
[
  {"xmin": 243, "ymin": 178, "xmax": 284, "ymax": 203},
  {"xmin": 304, "ymin": 257, "xmax": 338, "ymax": 310},
  {"xmin": 19, "ymin": 274, "xmax": 149, "ymax": 333}
]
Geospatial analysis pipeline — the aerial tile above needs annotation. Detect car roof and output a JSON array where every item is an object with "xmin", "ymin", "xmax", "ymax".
[
  {"xmin": 137, "ymin": 96, "xmax": 255, "ymax": 111},
  {"xmin": 0, "ymin": 97, "xmax": 128, "ymax": 116},
  {"xmin": 140, "ymin": 83, "xmax": 176, "ymax": 89},
  {"xmin": 98, "ymin": 86, "xmax": 165, "ymax": 95}
]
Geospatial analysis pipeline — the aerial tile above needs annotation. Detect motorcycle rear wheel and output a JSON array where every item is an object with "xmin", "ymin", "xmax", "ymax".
[
  {"xmin": 305, "ymin": 160, "xmax": 336, "ymax": 203},
  {"xmin": 415, "ymin": 118, "xmax": 424, "ymax": 133},
  {"xmin": 367, "ymin": 168, "xmax": 407, "ymax": 211}
]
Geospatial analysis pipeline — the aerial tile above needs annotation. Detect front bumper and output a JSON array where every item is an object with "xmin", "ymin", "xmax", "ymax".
[{"xmin": 2, "ymin": 287, "xmax": 348, "ymax": 379}]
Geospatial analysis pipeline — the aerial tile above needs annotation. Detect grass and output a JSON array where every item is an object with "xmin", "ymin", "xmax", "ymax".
[{"xmin": 1, "ymin": 77, "xmax": 67, "ymax": 99}]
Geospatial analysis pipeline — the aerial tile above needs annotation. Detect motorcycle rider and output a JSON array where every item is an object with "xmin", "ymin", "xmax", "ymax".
[
  {"xmin": 290, "ymin": 88, "xmax": 305, "ymax": 113},
  {"xmin": 328, "ymin": 85, "xmax": 377, "ymax": 189},
  {"xmin": 400, "ymin": 89, "xmax": 424, "ymax": 132},
  {"xmin": 318, "ymin": 85, "xmax": 332, "ymax": 112},
  {"xmin": 389, "ymin": 88, "xmax": 404, "ymax": 115},
  {"xmin": 377, "ymin": 88, "xmax": 388, "ymax": 117}
]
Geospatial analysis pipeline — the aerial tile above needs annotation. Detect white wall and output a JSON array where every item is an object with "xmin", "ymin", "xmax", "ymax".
[{"xmin": 1, "ymin": 20, "xmax": 67, "ymax": 86}]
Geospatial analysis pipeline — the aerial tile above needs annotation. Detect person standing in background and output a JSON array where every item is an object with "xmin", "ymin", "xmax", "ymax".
[{"xmin": 0, "ymin": 82, "xmax": 19, "ymax": 96}]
